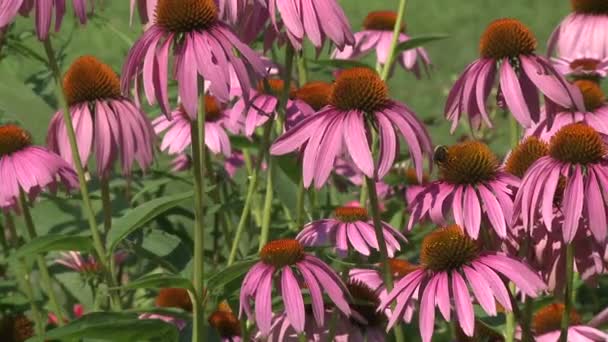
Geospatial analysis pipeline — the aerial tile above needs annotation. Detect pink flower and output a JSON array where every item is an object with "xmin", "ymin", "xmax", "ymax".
[
  {"xmin": 208, "ymin": 302, "xmax": 242, "ymax": 342},
  {"xmin": 138, "ymin": 313, "xmax": 187, "ymax": 331},
  {"xmin": 380, "ymin": 225, "xmax": 545, "ymax": 342},
  {"xmin": 239, "ymin": 239, "xmax": 351, "ymax": 337},
  {"xmin": 261, "ymin": 0, "xmax": 354, "ymax": 50},
  {"xmin": 48, "ymin": 304, "xmax": 84, "ymax": 326},
  {"xmin": 47, "ymin": 56, "xmax": 154, "ymax": 179},
  {"xmin": 552, "ymin": 53, "xmax": 608, "ymax": 79},
  {"xmin": 56, "ymin": 250, "xmax": 127, "ymax": 274},
  {"xmin": 513, "ymin": 123, "xmax": 608, "ymax": 243},
  {"xmin": 408, "ymin": 141, "xmax": 518, "ymax": 239},
  {"xmin": 130, "ymin": 0, "xmax": 247, "ymax": 26},
  {"xmin": 153, "ymin": 96, "xmax": 236, "ymax": 157},
  {"xmin": 130, "ymin": 0, "xmax": 156, "ymax": 26},
  {"xmin": 170, "ymin": 154, "xmax": 192, "ymax": 173},
  {"xmin": 527, "ymin": 80, "xmax": 608, "ymax": 141},
  {"xmin": 333, "ymin": 11, "xmax": 431, "ymax": 78},
  {"xmin": 527, "ymin": 303, "xmax": 608, "ymax": 342},
  {"xmin": 296, "ymin": 205, "xmax": 406, "ymax": 257},
  {"xmin": 264, "ymin": 309, "xmax": 351, "ymax": 342},
  {"xmin": 548, "ymin": 1, "xmax": 608, "ymax": 60},
  {"xmin": 271, "ymin": 67, "xmax": 432, "ymax": 189},
  {"xmin": 121, "ymin": 0, "xmax": 267, "ymax": 119},
  {"xmin": 0, "ymin": 124, "xmax": 78, "ymax": 211},
  {"xmin": 0, "ymin": 0, "xmax": 90, "ymax": 40},
  {"xmin": 446, "ymin": 18, "xmax": 583, "ymax": 131}
]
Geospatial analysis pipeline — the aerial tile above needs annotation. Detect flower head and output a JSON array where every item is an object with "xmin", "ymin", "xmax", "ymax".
[
  {"xmin": 47, "ymin": 56, "xmax": 155, "ymax": 179},
  {"xmin": 514, "ymin": 123, "xmax": 608, "ymax": 243},
  {"xmin": 408, "ymin": 141, "xmax": 518, "ymax": 239},
  {"xmin": 447, "ymin": 18, "xmax": 583, "ymax": 131},
  {"xmin": 380, "ymin": 225, "xmax": 545, "ymax": 342},
  {"xmin": 122, "ymin": 0, "xmax": 267, "ymax": 119},
  {"xmin": 0, "ymin": 124, "xmax": 78, "ymax": 211},
  {"xmin": 209, "ymin": 301, "xmax": 241, "ymax": 341},
  {"xmin": 529, "ymin": 303, "xmax": 608, "ymax": 342},
  {"xmin": 56, "ymin": 251, "xmax": 127, "ymax": 277},
  {"xmin": 271, "ymin": 67, "xmax": 432, "ymax": 189},
  {"xmin": 156, "ymin": 288, "xmax": 193, "ymax": 312},
  {"xmin": 240, "ymin": 239, "xmax": 351, "ymax": 337},
  {"xmin": 296, "ymin": 205, "xmax": 406, "ymax": 257},
  {"xmin": 333, "ymin": 11, "xmax": 431, "ymax": 78}
]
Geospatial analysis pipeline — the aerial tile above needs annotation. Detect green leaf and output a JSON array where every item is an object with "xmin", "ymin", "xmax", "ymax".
[
  {"xmin": 107, "ymin": 191, "xmax": 193, "ymax": 253},
  {"xmin": 394, "ymin": 34, "xmax": 449, "ymax": 54},
  {"xmin": 15, "ymin": 235, "xmax": 92, "ymax": 258},
  {"xmin": 206, "ymin": 259, "xmax": 257, "ymax": 291},
  {"xmin": 307, "ymin": 58, "xmax": 373, "ymax": 71},
  {"xmin": 122, "ymin": 273, "xmax": 194, "ymax": 293},
  {"xmin": 34, "ymin": 312, "xmax": 179, "ymax": 342}
]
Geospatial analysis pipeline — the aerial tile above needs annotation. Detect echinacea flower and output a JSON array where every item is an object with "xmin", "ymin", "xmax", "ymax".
[
  {"xmin": 130, "ymin": 0, "xmax": 156, "ymax": 26},
  {"xmin": 121, "ymin": 0, "xmax": 267, "ymax": 119},
  {"xmin": 343, "ymin": 280, "xmax": 388, "ymax": 342},
  {"xmin": 446, "ymin": 18, "xmax": 583, "ymax": 131},
  {"xmin": 548, "ymin": 0, "xmax": 608, "ymax": 60},
  {"xmin": 138, "ymin": 288, "xmax": 191, "ymax": 331},
  {"xmin": 296, "ymin": 206, "xmax": 406, "ymax": 257},
  {"xmin": 239, "ymin": 239, "xmax": 351, "ymax": 337},
  {"xmin": 56, "ymin": 250, "xmax": 127, "ymax": 275},
  {"xmin": 170, "ymin": 154, "xmax": 192, "ymax": 172},
  {"xmin": 47, "ymin": 56, "xmax": 155, "ymax": 179},
  {"xmin": 332, "ymin": 11, "xmax": 431, "ymax": 78},
  {"xmin": 0, "ymin": 0, "xmax": 90, "ymax": 40},
  {"xmin": 527, "ymin": 303, "xmax": 608, "ymax": 342},
  {"xmin": 379, "ymin": 225, "xmax": 545, "ymax": 342},
  {"xmin": 262, "ymin": 0, "xmax": 354, "ymax": 50},
  {"xmin": 153, "ymin": 96, "xmax": 235, "ymax": 157},
  {"xmin": 0, "ymin": 124, "xmax": 78, "ymax": 211},
  {"xmin": 0, "ymin": 314, "xmax": 34, "ymax": 342},
  {"xmin": 527, "ymin": 80, "xmax": 608, "ymax": 141},
  {"xmin": 286, "ymin": 81, "xmax": 332, "ymax": 130},
  {"xmin": 265, "ymin": 308, "xmax": 351, "ymax": 342},
  {"xmin": 513, "ymin": 123, "xmax": 608, "ymax": 243},
  {"xmin": 552, "ymin": 53, "xmax": 608, "ymax": 79},
  {"xmin": 48, "ymin": 304, "xmax": 84, "ymax": 326},
  {"xmin": 208, "ymin": 301, "xmax": 242, "ymax": 342},
  {"xmin": 130, "ymin": 0, "xmax": 247, "ymax": 26},
  {"xmin": 408, "ymin": 141, "xmax": 518, "ymax": 239},
  {"xmin": 271, "ymin": 67, "xmax": 432, "ymax": 189}
]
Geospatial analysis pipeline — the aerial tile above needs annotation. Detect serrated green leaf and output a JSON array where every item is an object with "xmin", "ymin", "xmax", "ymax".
[
  {"xmin": 122, "ymin": 273, "xmax": 194, "ymax": 293},
  {"xmin": 107, "ymin": 191, "xmax": 193, "ymax": 253},
  {"xmin": 394, "ymin": 34, "xmax": 449, "ymax": 54},
  {"xmin": 31, "ymin": 312, "xmax": 179, "ymax": 342},
  {"xmin": 15, "ymin": 235, "xmax": 92, "ymax": 258},
  {"xmin": 206, "ymin": 259, "xmax": 257, "ymax": 291}
]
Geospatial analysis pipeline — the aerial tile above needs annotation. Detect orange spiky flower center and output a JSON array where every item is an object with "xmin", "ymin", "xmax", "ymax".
[
  {"xmin": 260, "ymin": 239, "xmax": 304, "ymax": 268},
  {"xmin": 570, "ymin": 58, "xmax": 601, "ymax": 72},
  {"xmin": 256, "ymin": 78, "xmax": 296, "ymax": 97},
  {"xmin": 292, "ymin": 81, "xmax": 333, "ymax": 111},
  {"xmin": 363, "ymin": 11, "xmax": 405, "ymax": 32},
  {"xmin": 204, "ymin": 95, "xmax": 223, "ymax": 121},
  {"xmin": 208, "ymin": 302, "xmax": 241, "ymax": 338},
  {"xmin": 329, "ymin": 67, "xmax": 389, "ymax": 112},
  {"xmin": 347, "ymin": 280, "xmax": 384, "ymax": 327},
  {"xmin": 533, "ymin": 303, "xmax": 581, "ymax": 335},
  {"xmin": 0, "ymin": 125, "xmax": 32, "ymax": 156},
  {"xmin": 571, "ymin": 0, "xmax": 608, "ymax": 14},
  {"xmin": 479, "ymin": 18, "xmax": 537, "ymax": 59},
  {"xmin": 155, "ymin": 288, "xmax": 193, "ymax": 312},
  {"xmin": 63, "ymin": 55, "xmax": 121, "ymax": 106},
  {"xmin": 575, "ymin": 80, "xmax": 605, "ymax": 111},
  {"xmin": 437, "ymin": 141, "xmax": 500, "ymax": 185},
  {"xmin": 549, "ymin": 123, "xmax": 606, "ymax": 164},
  {"xmin": 420, "ymin": 225, "xmax": 479, "ymax": 272},
  {"xmin": 388, "ymin": 259, "xmax": 420, "ymax": 279},
  {"xmin": 403, "ymin": 167, "xmax": 429, "ymax": 185},
  {"xmin": 335, "ymin": 206, "xmax": 369, "ymax": 222},
  {"xmin": 505, "ymin": 136, "xmax": 549, "ymax": 178},
  {"xmin": 155, "ymin": 0, "xmax": 218, "ymax": 33}
]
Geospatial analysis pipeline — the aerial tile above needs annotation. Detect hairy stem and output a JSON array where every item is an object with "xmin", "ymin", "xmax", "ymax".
[{"xmin": 560, "ymin": 244, "xmax": 575, "ymax": 342}]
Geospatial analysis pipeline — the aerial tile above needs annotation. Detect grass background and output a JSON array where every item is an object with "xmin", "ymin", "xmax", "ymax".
[{"xmin": 0, "ymin": 0, "xmax": 571, "ymax": 153}]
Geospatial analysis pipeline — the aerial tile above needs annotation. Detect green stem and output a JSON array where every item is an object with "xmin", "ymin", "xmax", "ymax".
[
  {"xmin": 41, "ymin": 38, "xmax": 120, "ymax": 310},
  {"xmin": 100, "ymin": 179, "xmax": 112, "ymax": 234},
  {"xmin": 17, "ymin": 259, "xmax": 45, "ymax": 337},
  {"xmin": 560, "ymin": 244, "xmax": 575, "ymax": 342},
  {"xmin": 509, "ymin": 116, "xmax": 520, "ymax": 147},
  {"xmin": 380, "ymin": 0, "xmax": 408, "ymax": 81},
  {"xmin": 295, "ymin": 179, "xmax": 306, "ymax": 227},
  {"xmin": 505, "ymin": 283, "xmax": 516, "ymax": 342},
  {"xmin": 191, "ymin": 93, "xmax": 207, "ymax": 342},
  {"xmin": 296, "ymin": 52, "xmax": 308, "ymax": 86},
  {"xmin": 365, "ymin": 177, "xmax": 404, "ymax": 342},
  {"xmin": 18, "ymin": 191, "xmax": 66, "ymax": 326},
  {"xmin": 227, "ymin": 166, "xmax": 259, "ymax": 266},
  {"xmin": 521, "ymin": 297, "xmax": 534, "ymax": 342}
]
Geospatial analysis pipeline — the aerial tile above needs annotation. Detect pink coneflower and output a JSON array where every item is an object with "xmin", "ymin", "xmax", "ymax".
[
  {"xmin": 553, "ymin": 53, "xmax": 608, "ymax": 79},
  {"xmin": 130, "ymin": 0, "xmax": 246, "ymax": 26},
  {"xmin": 271, "ymin": 67, "xmax": 432, "ymax": 189},
  {"xmin": 296, "ymin": 206, "xmax": 406, "ymax": 257},
  {"xmin": 0, "ymin": 0, "xmax": 90, "ymax": 40},
  {"xmin": 529, "ymin": 303, "xmax": 608, "ymax": 342},
  {"xmin": 332, "ymin": 11, "xmax": 431, "ymax": 78},
  {"xmin": 170, "ymin": 154, "xmax": 192, "ymax": 172},
  {"xmin": 139, "ymin": 288, "xmax": 191, "ymax": 330},
  {"xmin": 513, "ymin": 123, "xmax": 608, "ymax": 243},
  {"xmin": 286, "ymin": 81, "xmax": 332, "ymax": 130},
  {"xmin": 153, "ymin": 96, "xmax": 235, "ymax": 157},
  {"xmin": 0, "ymin": 124, "xmax": 78, "ymax": 211},
  {"xmin": 380, "ymin": 225, "xmax": 545, "ymax": 342},
  {"xmin": 56, "ymin": 250, "xmax": 127, "ymax": 274},
  {"xmin": 408, "ymin": 141, "xmax": 518, "ymax": 239},
  {"xmin": 47, "ymin": 56, "xmax": 154, "ymax": 179},
  {"xmin": 239, "ymin": 239, "xmax": 351, "ymax": 337},
  {"xmin": 548, "ymin": 0, "xmax": 608, "ymax": 60},
  {"xmin": 121, "ymin": 0, "xmax": 267, "ymax": 119},
  {"xmin": 208, "ymin": 302, "xmax": 242, "ymax": 342},
  {"xmin": 48, "ymin": 304, "xmax": 84, "ymax": 326},
  {"xmin": 527, "ymin": 80, "xmax": 608, "ymax": 141},
  {"xmin": 446, "ymin": 18, "xmax": 583, "ymax": 131},
  {"xmin": 265, "ymin": 309, "xmax": 351, "ymax": 342},
  {"xmin": 261, "ymin": 0, "xmax": 354, "ymax": 50},
  {"xmin": 130, "ymin": 0, "xmax": 156, "ymax": 25}
]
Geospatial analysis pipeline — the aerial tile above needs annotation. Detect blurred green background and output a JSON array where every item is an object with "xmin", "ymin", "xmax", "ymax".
[{"xmin": 0, "ymin": 0, "xmax": 571, "ymax": 154}]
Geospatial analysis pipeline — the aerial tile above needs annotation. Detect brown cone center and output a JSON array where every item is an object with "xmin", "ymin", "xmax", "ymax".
[
  {"xmin": 363, "ymin": 11, "xmax": 405, "ymax": 32},
  {"xmin": 155, "ymin": 288, "xmax": 193, "ymax": 312},
  {"xmin": 533, "ymin": 303, "xmax": 581, "ymax": 335},
  {"xmin": 155, "ymin": 0, "xmax": 218, "ymax": 32},
  {"xmin": 388, "ymin": 259, "xmax": 420, "ymax": 279},
  {"xmin": 208, "ymin": 303, "xmax": 241, "ymax": 338},
  {"xmin": 571, "ymin": 0, "xmax": 608, "ymax": 14},
  {"xmin": 260, "ymin": 239, "xmax": 304, "ymax": 268},
  {"xmin": 420, "ymin": 225, "xmax": 479, "ymax": 272},
  {"xmin": 292, "ymin": 81, "xmax": 333, "ymax": 111},
  {"xmin": 479, "ymin": 18, "xmax": 537, "ymax": 59},
  {"xmin": 335, "ymin": 206, "xmax": 369, "ymax": 222},
  {"xmin": 437, "ymin": 141, "xmax": 500, "ymax": 185},
  {"xmin": 505, "ymin": 136, "xmax": 549, "ymax": 178},
  {"xmin": 574, "ymin": 80, "xmax": 605, "ymax": 111},
  {"xmin": 549, "ymin": 123, "xmax": 606, "ymax": 164},
  {"xmin": 0, "ymin": 125, "xmax": 32, "ymax": 156},
  {"xmin": 63, "ymin": 55, "xmax": 121, "ymax": 106},
  {"xmin": 329, "ymin": 67, "xmax": 388, "ymax": 112}
]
